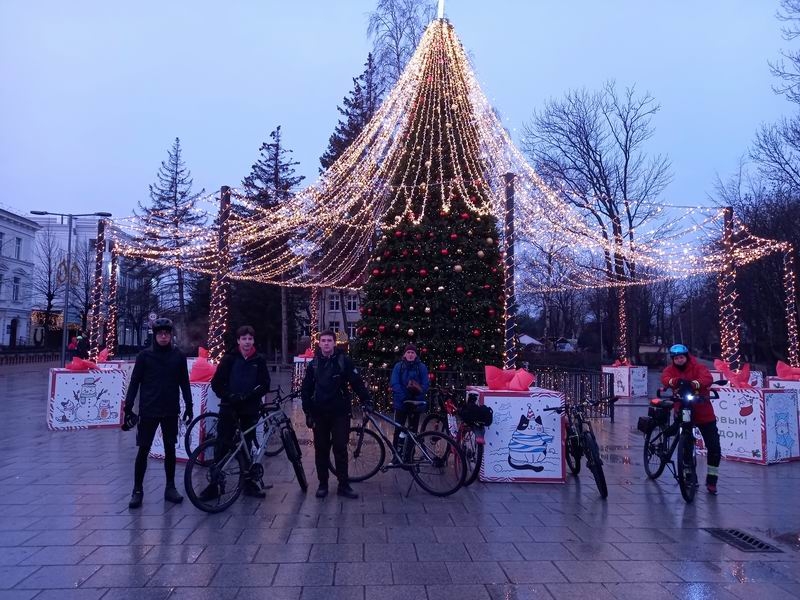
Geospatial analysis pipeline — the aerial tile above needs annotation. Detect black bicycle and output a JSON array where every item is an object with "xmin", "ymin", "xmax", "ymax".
[
  {"xmin": 184, "ymin": 392, "xmax": 307, "ymax": 513},
  {"xmin": 639, "ymin": 380, "xmax": 724, "ymax": 504},
  {"xmin": 544, "ymin": 400, "xmax": 608, "ymax": 499},
  {"xmin": 328, "ymin": 401, "xmax": 467, "ymax": 496},
  {"xmin": 420, "ymin": 388, "xmax": 491, "ymax": 486},
  {"xmin": 183, "ymin": 387, "xmax": 298, "ymax": 459}
]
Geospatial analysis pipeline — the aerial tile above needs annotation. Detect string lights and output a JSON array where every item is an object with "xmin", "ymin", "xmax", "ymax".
[
  {"xmin": 87, "ymin": 220, "xmax": 106, "ymax": 362},
  {"xmin": 104, "ymin": 244, "xmax": 119, "ymax": 358}
]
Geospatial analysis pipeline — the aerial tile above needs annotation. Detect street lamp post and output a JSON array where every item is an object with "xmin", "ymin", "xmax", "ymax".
[{"xmin": 30, "ymin": 210, "xmax": 112, "ymax": 367}]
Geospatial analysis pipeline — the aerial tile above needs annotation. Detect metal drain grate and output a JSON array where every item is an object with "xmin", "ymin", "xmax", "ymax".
[{"xmin": 703, "ymin": 528, "xmax": 783, "ymax": 553}]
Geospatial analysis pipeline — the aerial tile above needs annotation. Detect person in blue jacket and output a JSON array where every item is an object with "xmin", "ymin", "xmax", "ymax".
[{"xmin": 390, "ymin": 344, "xmax": 430, "ymax": 457}]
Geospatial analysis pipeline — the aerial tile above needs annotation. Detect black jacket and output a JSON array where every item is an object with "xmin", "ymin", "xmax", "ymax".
[
  {"xmin": 124, "ymin": 344, "xmax": 191, "ymax": 418},
  {"xmin": 301, "ymin": 348, "xmax": 371, "ymax": 416},
  {"xmin": 211, "ymin": 350, "xmax": 270, "ymax": 415}
]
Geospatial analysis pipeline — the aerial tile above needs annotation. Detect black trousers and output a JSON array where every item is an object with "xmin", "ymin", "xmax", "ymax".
[
  {"xmin": 218, "ymin": 407, "xmax": 258, "ymax": 451},
  {"xmin": 392, "ymin": 408, "xmax": 421, "ymax": 455},
  {"xmin": 312, "ymin": 413, "xmax": 350, "ymax": 486},
  {"xmin": 696, "ymin": 421, "xmax": 721, "ymax": 484}
]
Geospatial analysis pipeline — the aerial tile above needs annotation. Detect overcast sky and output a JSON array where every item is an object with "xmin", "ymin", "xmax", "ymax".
[{"xmin": 0, "ymin": 1, "xmax": 793, "ymax": 219}]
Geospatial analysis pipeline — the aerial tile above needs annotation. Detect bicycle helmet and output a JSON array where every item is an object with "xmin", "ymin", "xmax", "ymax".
[
  {"xmin": 152, "ymin": 318, "xmax": 173, "ymax": 333},
  {"xmin": 669, "ymin": 343, "xmax": 689, "ymax": 357}
]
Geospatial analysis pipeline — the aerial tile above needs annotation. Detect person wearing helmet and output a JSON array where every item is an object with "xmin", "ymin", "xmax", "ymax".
[
  {"xmin": 123, "ymin": 318, "xmax": 193, "ymax": 508},
  {"xmin": 661, "ymin": 344, "xmax": 720, "ymax": 494}
]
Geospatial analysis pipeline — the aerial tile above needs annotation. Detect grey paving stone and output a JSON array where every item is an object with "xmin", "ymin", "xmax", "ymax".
[
  {"xmin": 364, "ymin": 585, "xmax": 427, "ymax": 600},
  {"xmin": 29, "ymin": 590, "xmax": 107, "ymax": 600},
  {"xmin": 544, "ymin": 583, "xmax": 614, "ymax": 600},
  {"xmin": 195, "ymin": 544, "xmax": 260, "ymax": 564},
  {"xmin": 274, "ymin": 563, "xmax": 335, "ymax": 586},
  {"xmin": 513, "ymin": 542, "xmax": 574, "ymax": 562},
  {"xmin": 467, "ymin": 542, "xmax": 526, "ymax": 561},
  {"xmin": 414, "ymin": 542, "xmax": 471, "ymax": 562},
  {"xmin": 0, "ymin": 566, "xmax": 39, "ymax": 590},
  {"xmin": 339, "ymin": 527, "xmax": 387, "ymax": 544},
  {"xmin": 486, "ymin": 584, "xmax": 555, "ymax": 600},
  {"xmin": 138, "ymin": 545, "xmax": 205, "ymax": 564},
  {"xmin": 99, "ymin": 589, "xmax": 173, "ymax": 600},
  {"xmin": 562, "ymin": 542, "xmax": 628, "ymax": 561},
  {"xmin": 0, "ymin": 547, "xmax": 39, "ymax": 566},
  {"xmin": 0, "ymin": 532, "xmax": 37, "ymax": 547},
  {"xmin": 446, "ymin": 561, "xmax": 509, "ymax": 584},
  {"xmin": 335, "ymin": 562, "xmax": 391, "ymax": 585},
  {"xmin": 235, "ymin": 588, "xmax": 302, "ymax": 600},
  {"xmin": 387, "ymin": 526, "xmax": 437, "ymax": 543},
  {"xmin": 426, "ymin": 584, "xmax": 492, "ymax": 600},
  {"xmin": 146, "ymin": 563, "xmax": 219, "ymax": 587},
  {"xmin": 522, "ymin": 526, "xmax": 579, "ymax": 543},
  {"xmin": 254, "ymin": 543, "xmax": 312, "ymax": 563},
  {"xmin": 20, "ymin": 530, "xmax": 91, "ymax": 546},
  {"xmin": 19, "ymin": 545, "xmax": 97, "ymax": 566},
  {"xmin": 391, "ymin": 561, "xmax": 451, "ymax": 585},
  {"xmin": 81, "ymin": 564, "xmax": 160, "ymax": 588},
  {"xmin": 309, "ymin": 543, "xmax": 363, "ymax": 562},
  {"xmin": 364, "ymin": 543, "xmax": 417, "ymax": 562},
  {"xmin": 601, "ymin": 583, "xmax": 674, "ymax": 599},
  {"xmin": 238, "ymin": 528, "xmax": 293, "ymax": 545},
  {"xmin": 433, "ymin": 527, "xmax": 486, "ymax": 543},
  {"xmin": 552, "ymin": 561, "xmax": 623, "ymax": 584},
  {"xmin": 80, "ymin": 545, "xmax": 153, "ymax": 565},
  {"xmin": 317, "ymin": 514, "xmax": 364, "ymax": 528},
  {"xmin": 289, "ymin": 527, "xmax": 339, "ymax": 544},
  {"xmin": 660, "ymin": 583, "xmax": 741, "ymax": 600},
  {"xmin": 183, "ymin": 528, "xmax": 244, "ymax": 545},
  {"xmin": 300, "ymin": 587, "xmax": 364, "ymax": 600},
  {"xmin": 14, "ymin": 564, "xmax": 101, "ymax": 589},
  {"xmin": 479, "ymin": 527, "xmax": 533, "ymax": 543},
  {"xmin": 499, "ymin": 561, "xmax": 567, "ymax": 584},
  {"xmin": 364, "ymin": 514, "xmax": 409, "ymax": 528},
  {"xmin": 0, "ymin": 592, "xmax": 45, "ymax": 600},
  {"xmin": 168, "ymin": 587, "xmax": 240, "ymax": 600},
  {"xmin": 23, "ymin": 517, "xmax": 88, "ymax": 530},
  {"xmin": 209, "ymin": 563, "xmax": 278, "ymax": 587},
  {"xmin": 606, "ymin": 560, "xmax": 682, "ymax": 582}
]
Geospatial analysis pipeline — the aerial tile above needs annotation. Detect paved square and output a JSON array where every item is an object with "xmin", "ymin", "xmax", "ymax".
[{"xmin": 1, "ymin": 363, "xmax": 799, "ymax": 599}]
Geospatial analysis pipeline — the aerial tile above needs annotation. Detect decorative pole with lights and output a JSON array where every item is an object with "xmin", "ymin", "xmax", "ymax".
[
  {"xmin": 207, "ymin": 186, "xmax": 232, "ymax": 363},
  {"xmin": 104, "ymin": 242, "xmax": 119, "ymax": 357},
  {"xmin": 784, "ymin": 245, "xmax": 800, "ymax": 367},
  {"xmin": 503, "ymin": 172, "xmax": 517, "ymax": 368},
  {"xmin": 718, "ymin": 206, "xmax": 742, "ymax": 371},
  {"xmin": 87, "ymin": 219, "xmax": 106, "ymax": 361}
]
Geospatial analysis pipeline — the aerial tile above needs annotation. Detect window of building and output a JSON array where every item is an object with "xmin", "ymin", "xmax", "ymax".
[
  {"xmin": 0, "ymin": 274, "xmax": 3, "ymax": 297},
  {"xmin": 346, "ymin": 294, "xmax": 359, "ymax": 312},
  {"xmin": 328, "ymin": 296, "xmax": 340, "ymax": 311},
  {"xmin": 0, "ymin": 232, "xmax": 4, "ymax": 255},
  {"xmin": 14, "ymin": 238, "xmax": 21, "ymax": 260},
  {"xmin": 329, "ymin": 320, "xmax": 340, "ymax": 333},
  {"xmin": 12, "ymin": 277, "xmax": 20, "ymax": 302},
  {"xmin": 348, "ymin": 322, "xmax": 358, "ymax": 340}
]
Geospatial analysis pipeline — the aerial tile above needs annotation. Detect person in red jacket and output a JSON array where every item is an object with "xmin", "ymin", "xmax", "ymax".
[{"xmin": 661, "ymin": 344, "xmax": 721, "ymax": 494}]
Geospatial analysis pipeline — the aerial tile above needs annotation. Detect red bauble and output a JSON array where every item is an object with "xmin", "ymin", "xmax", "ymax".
[
  {"xmin": 367, "ymin": 341, "xmax": 375, "ymax": 349},
  {"xmin": 383, "ymin": 288, "xmax": 391, "ymax": 296},
  {"xmin": 449, "ymin": 233, "xmax": 458, "ymax": 240},
  {"xmin": 438, "ymin": 363, "xmax": 447, "ymax": 371},
  {"xmin": 372, "ymin": 268, "xmax": 381, "ymax": 276},
  {"xmin": 449, "ymin": 306, "xmax": 457, "ymax": 315},
  {"xmin": 400, "ymin": 267, "xmax": 406, "ymax": 273},
  {"xmin": 394, "ymin": 304, "xmax": 402, "ymax": 312},
  {"xmin": 466, "ymin": 291, "xmax": 473, "ymax": 297},
  {"xmin": 428, "ymin": 373, "xmax": 436, "ymax": 381},
  {"xmin": 416, "ymin": 233, "xmax": 423, "ymax": 241},
  {"xmin": 428, "ymin": 232, "xmax": 434, "ymax": 238},
  {"xmin": 441, "ymin": 249, "xmax": 449, "ymax": 256},
  {"xmin": 401, "ymin": 249, "xmax": 409, "ymax": 257},
  {"xmin": 383, "ymin": 250, "xmax": 391, "ymax": 258},
  {"xmin": 378, "ymin": 325, "xmax": 386, "ymax": 333},
  {"xmin": 406, "ymin": 287, "xmax": 414, "ymax": 295},
  {"xmin": 413, "ymin": 248, "xmax": 420, "ymax": 256},
  {"xmin": 472, "ymin": 328, "xmax": 481, "ymax": 337},
  {"xmin": 359, "ymin": 307, "xmax": 366, "ymax": 315},
  {"xmin": 421, "ymin": 347, "xmax": 429, "ymax": 354},
  {"xmin": 460, "ymin": 212, "xmax": 470, "ymax": 220},
  {"xmin": 394, "ymin": 230, "xmax": 403, "ymax": 238},
  {"xmin": 483, "ymin": 284, "xmax": 491, "ymax": 290},
  {"xmin": 491, "ymin": 267, "xmax": 498, "ymax": 273},
  {"xmin": 456, "ymin": 346, "xmax": 465, "ymax": 354},
  {"xmin": 419, "ymin": 268, "xmax": 428, "ymax": 277},
  {"xmin": 367, "ymin": 308, "xmax": 373, "ymax": 315},
  {"xmin": 439, "ymin": 210, "xmax": 448, "ymax": 218},
  {"xmin": 488, "ymin": 308, "xmax": 496, "ymax": 317},
  {"xmin": 391, "ymin": 267, "xmax": 397, "ymax": 274}
]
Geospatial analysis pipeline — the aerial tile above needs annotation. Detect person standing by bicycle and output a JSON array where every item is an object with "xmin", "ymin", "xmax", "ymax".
[
  {"xmin": 123, "ymin": 318, "xmax": 193, "ymax": 509},
  {"xmin": 390, "ymin": 344, "xmax": 430, "ymax": 460},
  {"xmin": 661, "ymin": 344, "xmax": 720, "ymax": 494},
  {"xmin": 301, "ymin": 330, "xmax": 372, "ymax": 500},
  {"xmin": 210, "ymin": 325, "xmax": 271, "ymax": 499}
]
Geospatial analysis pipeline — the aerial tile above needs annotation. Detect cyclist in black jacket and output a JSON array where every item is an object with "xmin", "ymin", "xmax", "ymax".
[
  {"xmin": 124, "ymin": 318, "xmax": 192, "ymax": 508},
  {"xmin": 301, "ymin": 330, "xmax": 372, "ymax": 500},
  {"xmin": 210, "ymin": 325, "xmax": 271, "ymax": 498}
]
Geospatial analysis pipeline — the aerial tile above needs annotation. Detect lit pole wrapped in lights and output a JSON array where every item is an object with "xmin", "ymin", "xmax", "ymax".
[
  {"xmin": 207, "ymin": 186, "xmax": 232, "ymax": 363},
  {"xmin": 718, "ymin": 206, "xmax": 742, "ymax": 371},
  {"xmin": 104, "ymin": 242, "xmax": 119, "ymax": 358},
  {"xmin": 87, "ymin": 219, "xmax": 106, "ymax": 361},
  {"xmin": 783, "ymin": 246, "xmax": 800, "ymax": 367}
]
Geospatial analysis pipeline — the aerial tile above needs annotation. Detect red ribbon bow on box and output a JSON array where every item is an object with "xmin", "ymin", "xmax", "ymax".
[
  {"xmin": 485, "ymin": 366, "xmax": 536, "ymax": 391},
  {"xmin": 97, "ymin": 348, "xmax": 110, "ymax": 363},
  {"xmin": 65, "ymin": 357, "xmax": 97, "ymax": 371},
  {"xmin": 713, "ymin": 359, "xmax": 752, "ymax": 388},
  {"xmin": 776, "ymin": 360, "xmax": 800, "ymax": 381},
  {"xmin": 189, "ymin": 347, "xmax": 217, "ymax": 382},
  {"xmin": 611, "ymin": 358, "xmax": 629, "ymax": 367},
  {"xmin": 298, "ymin": 347, "xmax": 314, "ymax": 359}
]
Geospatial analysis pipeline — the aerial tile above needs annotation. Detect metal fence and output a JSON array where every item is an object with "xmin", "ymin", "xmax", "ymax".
[
  {"xmin": 292, "ymin": 359, "xmax": 616, "ymax": 418},
  {"xmin": 0, "ymin": 349, "xmax": 61, "ymax": 367}
]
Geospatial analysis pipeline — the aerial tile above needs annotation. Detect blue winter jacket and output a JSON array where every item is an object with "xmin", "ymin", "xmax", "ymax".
[{"xmin": 390, "ymin": 359, "xmax": 430, "ymax": 410}]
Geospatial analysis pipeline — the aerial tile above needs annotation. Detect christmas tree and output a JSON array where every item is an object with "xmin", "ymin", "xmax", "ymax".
[{"xmin": 351, "ymin": 20, "xmax": 505, "ymax": 375}]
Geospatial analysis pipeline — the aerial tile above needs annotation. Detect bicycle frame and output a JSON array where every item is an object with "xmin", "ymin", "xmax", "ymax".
[
  {"xmin": 358, "ymin": 409, "xmax": 441, "ymax": 466},
  {"xmin": 213, "ymin": 399, "xmax": 293, "ymax": 472}
]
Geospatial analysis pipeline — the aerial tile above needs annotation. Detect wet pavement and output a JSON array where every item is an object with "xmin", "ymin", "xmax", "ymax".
[{"xmin": 0, "ymin": 363, "xmax": 799, "ymax": 600}]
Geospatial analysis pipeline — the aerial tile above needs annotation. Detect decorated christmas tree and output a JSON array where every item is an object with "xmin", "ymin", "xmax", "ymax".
[{"xmin": 351, "ymin": 19, "xmax": 505, "ymax": 375}]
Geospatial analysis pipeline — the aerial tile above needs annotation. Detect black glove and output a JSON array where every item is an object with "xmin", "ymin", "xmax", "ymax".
[
  {"xmin": 305, "ymin": 414, "xmax": 315, "ymax": 429},
  {"xmin": 182, "ymin": 407, "xmax": 193, "ymax": 424},
  {"xmin": 121, "ymin": 409, "xmax": 138, "ymax": 432}
]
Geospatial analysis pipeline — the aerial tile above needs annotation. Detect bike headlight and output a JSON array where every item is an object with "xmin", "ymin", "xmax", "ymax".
[{"xmin": 685, "ymin": 394, "xmax": 695, "ymax": 402}]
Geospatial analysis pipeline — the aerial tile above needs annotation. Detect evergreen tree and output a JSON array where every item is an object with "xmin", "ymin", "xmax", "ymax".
[
  {"xmin": 239, "ymin": 126, "xmax": 306, "ymax": 362},
  {"xmin": 351, "ymin": 26, "xmax": 505, "ymax": 374},
  {"xmin": 320, "ymin": 54, "xmax": 382, "ymax": 171},
  {"xmin": 138, "ymin": 137, "xmax": 206, "ymax": 318}
]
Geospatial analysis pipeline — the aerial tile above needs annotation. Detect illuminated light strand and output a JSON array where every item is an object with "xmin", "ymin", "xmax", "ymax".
[
  {"xmin": 87, "ymin": 220, "xmax": 106, "ymax": 361},
  {"xmin": 783, "ymin": 247, "xmax": 800, "ymax": 367},
  {"xmin": 104, "ymin": 245, "xmax": 119, "ymax": 358}
]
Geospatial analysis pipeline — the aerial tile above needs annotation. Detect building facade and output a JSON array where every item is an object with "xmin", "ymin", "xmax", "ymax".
[{"xmin": 0, "ymin": 209, "xmax": 41, "ymax": 347}]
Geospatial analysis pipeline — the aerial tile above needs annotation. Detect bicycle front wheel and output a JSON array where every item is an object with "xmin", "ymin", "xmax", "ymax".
[
  {"xmin": 184, "ymin": 412, "xmax": 220, "ymax": 460},
  {"xmin": 411, "ymin": 431, "xmax": 467, "ymax": 497},
  {"xmin": 281, "ymin": 427, "xmax": 308, "ymax": 492},
  {"xmin": 677, "ymin": 433, "xmax": 697, "ymax": 504},
  {"xmin": 565, "ymin": 431, "xmax": 582, "ymax": 475},
  {"xmin": 329, "ymin": 426, "xmax": 385, "ymax": 482},
  {"xmin": 583, "ymin": 432, "xmax": 608, "ymax": 499},
  {"xmin": 460, "ymin": 429, "xmax": 483, "ymax": 486},
  {"xmin": 643, "ymin": 424, "xmax": 668, "ymax": 480},
  {"xmin": 184, "ymin": 439, "xmax": 245, "ymax": 513}
]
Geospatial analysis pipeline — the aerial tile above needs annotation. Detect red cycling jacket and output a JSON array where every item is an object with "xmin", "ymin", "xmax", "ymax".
[{"xmin": 661, "ymin": 355, "xmax": 716, "ymax": 425}]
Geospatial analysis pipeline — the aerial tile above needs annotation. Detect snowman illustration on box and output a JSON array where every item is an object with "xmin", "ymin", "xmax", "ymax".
[
  {"xmin": 62, "ymin": 377, "xmax": 111, "ymax": 423},
  {"xmin": 507, "ymin": 404, "xmax": 554, "ymax": 472}
]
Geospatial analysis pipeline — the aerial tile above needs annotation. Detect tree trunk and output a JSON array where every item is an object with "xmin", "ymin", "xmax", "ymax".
[{"xmin": 177, "ymin": 267, "xmax": 186, "ymax": 317}]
